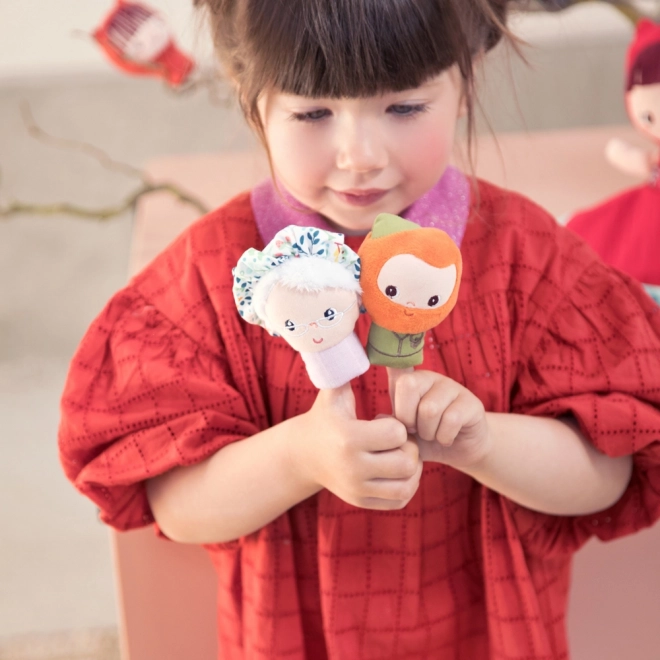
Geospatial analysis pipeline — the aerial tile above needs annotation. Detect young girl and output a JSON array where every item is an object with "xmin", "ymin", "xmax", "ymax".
[{"xmin": 59, "ymin": 1, "xmax": 660, "ymax": 658}]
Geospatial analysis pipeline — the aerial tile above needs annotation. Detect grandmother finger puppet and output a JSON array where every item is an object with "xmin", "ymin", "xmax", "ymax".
[
  {"xmin": 93, "ymin": 1, "xmax": 195, "ymax": 87},
  {"xmin": 358, "ymin": 213, "xmax": 462, "ymax": 369},
  {"xmin": 233, "ymin": 226, "xmax": 370, "ymax": 389},
  {"xmin": 567, "ymin": 19, "xmax": 660, "ymax": 304}
]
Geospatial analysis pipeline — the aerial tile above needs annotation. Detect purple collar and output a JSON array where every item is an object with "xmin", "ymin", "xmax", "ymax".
[{"xmin": 250, "ymin": 166, "xmax": 470, "ymax": 247}]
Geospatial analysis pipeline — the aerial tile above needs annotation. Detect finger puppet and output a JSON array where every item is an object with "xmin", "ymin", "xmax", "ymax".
[
  {"xmin": 567, "ymin": 19, "xmax": 660, "ymax": 304},
  {"xmin": 358, "ymin": 213, "xmax": 463, "ymax": 369},
  {"xmin": 233, "ymin": 226, "xmax": 370, "ymax": 389},
  {"xmin": 93, "ymin": 1, "xmax": 195, "ymax": 87}
]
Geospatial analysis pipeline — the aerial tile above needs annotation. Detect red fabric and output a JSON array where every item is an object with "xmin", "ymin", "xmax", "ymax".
[
  {"xmin": 626, "ymin": 19, "xmax": 660, "ymax": 86},
  {"xmin": 567, "ymin": 183, "xmax": 660, "ymax": 286},
  {"xmin": 59, "ymin": 180, "xmax": 660, "ymax": 659}
]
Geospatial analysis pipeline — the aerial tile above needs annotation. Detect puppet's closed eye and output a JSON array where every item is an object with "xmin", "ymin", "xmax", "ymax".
[
  {"xmin": 641, "ymin": 111, "xmax": 655, "ymax": 125},
  {"xmin": 427, "ymin": 295, "xmax": 439, "ymax": 307},
  {"xmin": 385, "ymin": 285, "xmax": 398, "ymax": 298}
]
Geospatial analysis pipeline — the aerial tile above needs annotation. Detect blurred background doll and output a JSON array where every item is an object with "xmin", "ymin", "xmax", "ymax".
[
  {"xmin": 233, "ymin": 226, "xmax": 369, "ymax": 390},
  {"xmin": 567, "ymin": 19, "xmax": 660, "ymax": 303},
  {"xmin": 93, "ymin": 1, "xmax": 195, "ymax": 87}
]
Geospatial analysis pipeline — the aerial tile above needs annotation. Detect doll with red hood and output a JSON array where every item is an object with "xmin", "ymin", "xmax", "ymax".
[
  {"xmin": 93, "ymin": 1, "xmax": 195, "ymax": 87},
  {"xmin": 567, "ymin": 19, "xmax": 660, "ymax": 304}
]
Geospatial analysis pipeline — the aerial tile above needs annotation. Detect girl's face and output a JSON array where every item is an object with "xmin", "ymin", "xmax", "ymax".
[
  {"xmin": 627, "ymin": 83, "xmax": 660, "ymax": 143},
  {"xmin": 258, "ymin": 68, "xmax": 465, "ymax": 234}
]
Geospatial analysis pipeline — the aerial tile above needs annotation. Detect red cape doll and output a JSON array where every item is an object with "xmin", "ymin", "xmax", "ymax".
[
  {"xmin": 567, "ymin": 19, "xmax": 660, "ymax": 303},
  {"xmin": 93, "ymin": 1, "xmax": 195, "ymax": 87}
]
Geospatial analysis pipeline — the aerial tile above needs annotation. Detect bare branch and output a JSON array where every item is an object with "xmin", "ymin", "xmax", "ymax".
[
  {"xmin": 0, "ymin": 182, "xmax": 209, "ymax": 221},
  {"xmin": 20, "ymin": 101, "xmax": 148, "ymax": 182},
  {"xmin": 1, "ymin": 102, "xmax": 209, "ymax": 221}
]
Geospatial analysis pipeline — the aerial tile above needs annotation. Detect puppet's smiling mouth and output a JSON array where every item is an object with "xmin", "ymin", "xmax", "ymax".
[
  {"xmin": 404, "ymin": 310, "xmax": 415, "ymax": 316},
  {"xmin": 312, "ymin": 338, "xmax": 324, "ymax": 344}
]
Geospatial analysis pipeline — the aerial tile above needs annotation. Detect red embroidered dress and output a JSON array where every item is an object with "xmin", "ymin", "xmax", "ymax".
[{"xmin": 59, "ymin": 180, "xmax": 660, "ymax": 659}]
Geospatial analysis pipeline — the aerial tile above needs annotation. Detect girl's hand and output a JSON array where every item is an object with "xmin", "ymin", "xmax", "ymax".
[
  {"xmin": 389, "ymin": 369, "xmax": 492, "ymax": 469},
  {"xmin": 291, "ymin": 383, "xmax": 423, "ymax": 510}
]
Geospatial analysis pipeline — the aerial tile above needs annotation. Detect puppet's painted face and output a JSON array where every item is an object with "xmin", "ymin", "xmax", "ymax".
[
  {"xmin": 264, "ymin": 285, "xmax": 360, "ymax": 353},
  {"xmin": 108, "ymin": 9, "xmax": 170, "ymax": 62},
  {"xmin": 627, "ymin": 83, "xmax": 660, "ymax": 143},
  {"xmin": 377, "ymin": 254, "xmax": 457, "ymax": 317}
]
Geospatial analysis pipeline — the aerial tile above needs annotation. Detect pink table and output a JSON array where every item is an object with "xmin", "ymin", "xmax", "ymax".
[{"xmin": 113, "ymin": 126, "xmax": 660, "ymax": 660}]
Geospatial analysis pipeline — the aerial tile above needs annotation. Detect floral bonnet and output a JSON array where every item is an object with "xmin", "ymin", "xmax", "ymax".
[{"xmin": 233, "ymin": 225, "xmax": 361, "ymax": 329}]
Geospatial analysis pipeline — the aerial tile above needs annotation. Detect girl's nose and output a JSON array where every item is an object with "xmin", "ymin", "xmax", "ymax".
[{"xmin": 335, "ymin": 120, "xmax": 387, "ymax": 172}]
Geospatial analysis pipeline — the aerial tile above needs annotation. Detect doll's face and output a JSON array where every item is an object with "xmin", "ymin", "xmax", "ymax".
[
  {"xmin": 121, "ymin": 15, "xmax": 170, "ymax": 62},
  {"xmin": 377, "ymin": 254, "xmax": 457, "ymax": 318},
  {"xmin": 627, "ymin": 83, "xmax": 660, "ymax": 143},
  {"xmin": 264, "ymin": 284, "xmax": 360, "ymax": 353}
]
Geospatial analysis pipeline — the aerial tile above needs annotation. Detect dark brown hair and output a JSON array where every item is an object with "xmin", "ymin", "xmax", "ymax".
[
  {"xmin": 195, "ymin": 0, "xmax": 516, "ymax": 155},
  {"xmin": 627, "ymin": 42, "xmax": 660, "ymax": 90}
]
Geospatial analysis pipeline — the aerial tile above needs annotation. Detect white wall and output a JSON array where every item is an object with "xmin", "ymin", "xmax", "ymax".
[{"xmin": 0, "ymin": 2, "xmax": 634, "ymax": 83}]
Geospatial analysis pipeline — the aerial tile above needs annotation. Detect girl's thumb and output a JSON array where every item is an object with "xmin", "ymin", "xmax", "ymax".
[{"xmin": 318, "ymin": 382, "xmax": 357, "ymax": 419}]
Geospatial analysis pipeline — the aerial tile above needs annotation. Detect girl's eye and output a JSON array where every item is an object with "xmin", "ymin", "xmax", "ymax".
[
  {"xmin": 323, "ymin": 308, "xmax": 337, "ymax": 320},
  {"xmin": 642, "ymin": 111, "xmax": 655, "ymax": 125},
  {"xmin": 428, "ymin": 295, "xmax": 440, "ymax": 307},
  {"xmin": 385, "ymin": 285, "xmax": 398, "ymax": 298},
  {"xmin": 284, "ymin": 320, "xmax": 296, "ymax": 331},
  {"xmin": 291, "ymin": 109, "xmax": 331, "ymax": 122},
  {"xmin": 387, "ymin": 103, "xmax": 428, "ymax": 118}
]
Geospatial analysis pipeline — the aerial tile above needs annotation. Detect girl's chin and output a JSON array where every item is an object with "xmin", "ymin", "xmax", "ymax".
[{"xmin": 322, "ymin": 216, "xmax": 374, "ymax": 236}]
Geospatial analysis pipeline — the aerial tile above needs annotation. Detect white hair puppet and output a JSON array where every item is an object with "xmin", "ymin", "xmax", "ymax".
[{"xmin": 233, "ymin": 226, "xmax": 370, "ymax": 389}]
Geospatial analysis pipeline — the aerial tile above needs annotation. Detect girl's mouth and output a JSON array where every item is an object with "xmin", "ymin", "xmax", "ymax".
[
  {"xmin": 312, "ymin": 338, "xmax": 324, "ymax": 344},
  {"xmin": 334, "ymin": 188, "xmax": 388, "ymax": 207}
]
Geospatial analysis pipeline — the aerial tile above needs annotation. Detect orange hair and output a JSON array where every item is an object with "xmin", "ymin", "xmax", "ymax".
[{"xmin": 358, "ymin": 228, "xmax": 462, "ymax": 334}]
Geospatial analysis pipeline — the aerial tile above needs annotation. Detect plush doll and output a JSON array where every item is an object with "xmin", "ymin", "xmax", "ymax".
[
  {"xmin": 233, "ymin": 226, "xmax": 370, "ymax": 389},
  {"xmin": 93, "ymin": 1, "xmax": 195, "ymax": 87},
  {"xmin": 567, "ymin": 19, "xmax": 660, "ymax": 304},
  {"xmin": 358, "ymin": 213, "xmax": 463, "ymax": 369}
]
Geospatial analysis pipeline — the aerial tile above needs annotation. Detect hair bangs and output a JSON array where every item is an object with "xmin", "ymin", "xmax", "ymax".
[{"xmin": 246, "ymin": 0, "xmax": 468, "ymax": 98}]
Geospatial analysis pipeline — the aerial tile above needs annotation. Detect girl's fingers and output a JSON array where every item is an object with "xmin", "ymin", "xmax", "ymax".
[
  {"xmin": 364, "ymin": 440, "xmax": 420, "ymax": 480},
  {"xmin": 358, "ymin": 416, "xmax": 409, "ymax": 452},
  {"xmin": 434, "ymin": 393, "xmax": 479, "ymax": 446},
  {"xmin": 389, "ymin": 369, "xmax": 433, "ymax": 432},
  {"xmin": 363, "ymin": 458, "xmax": 423, "ymax": 502},
  {"xmin": 386, "ymin": 366, "xmax": 414, "ymax": 416},
  {"xmin": 415, "ymin": 388, "xmax": 460, "ymax": 442}
]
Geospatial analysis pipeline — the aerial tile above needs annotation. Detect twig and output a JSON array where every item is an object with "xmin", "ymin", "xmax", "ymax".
[
  {"xmin": 20, "ymin": 101, "xmax": 147, "ymax": 182},
  {"xmin": 0, "ymin": 103, "xmax": 210, "ymax": 221},
  {"xmin": 0, "ymin": 182, "xmax": 208, "ymax": 220}
]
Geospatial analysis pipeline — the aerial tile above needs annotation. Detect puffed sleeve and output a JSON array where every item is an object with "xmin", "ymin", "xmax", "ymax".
[
  {"xmin": 507, "ymin": 254, "xmax": 660, "ymax": 557},
  {"xmin": 58, "ymin": 286, "xmax": 262, "ymax": 531}
]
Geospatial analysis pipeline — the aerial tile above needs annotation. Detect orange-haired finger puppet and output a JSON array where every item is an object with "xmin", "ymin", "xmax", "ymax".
[
  {"xmin": 93, "ymin": 1, "xmax": 195, "ymax": 87},
  {"xmin": 358, "ymin": 213, "xmax": 462, "ymax": 369}
]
